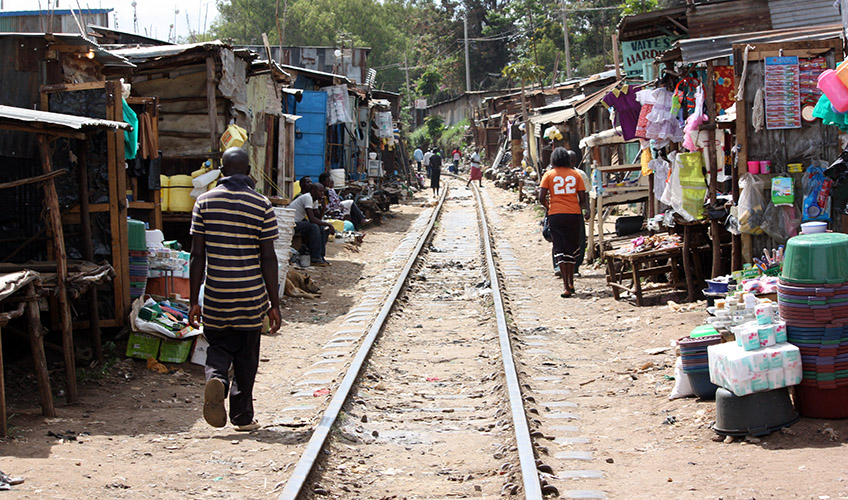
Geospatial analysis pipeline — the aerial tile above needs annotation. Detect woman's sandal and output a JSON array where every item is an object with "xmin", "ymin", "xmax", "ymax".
[{"xmin": 560, "ymin": 291, "xmax": 572, "ymax": 298}]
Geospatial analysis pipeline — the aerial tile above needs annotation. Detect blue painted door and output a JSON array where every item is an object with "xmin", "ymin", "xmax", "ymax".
[{"xmin": 289, "ymin": 90, "xmax": 327, "ymax": 182}]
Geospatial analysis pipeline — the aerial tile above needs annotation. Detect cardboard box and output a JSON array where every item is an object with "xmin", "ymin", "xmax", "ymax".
[
  {"xmin": 126, "ymin": 331, "xmax": 161, "ymax": 360},
  {"xmin": 191, "ymin": 335, "xmax": 209, "ymax": 366},
  {"xmin": 158, "ymin": 337, "xmax": 195, "ymax": 364}
]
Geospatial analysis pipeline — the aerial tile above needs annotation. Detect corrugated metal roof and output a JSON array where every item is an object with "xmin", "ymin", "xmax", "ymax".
[
  {"xmin": 278, "ymin": 63, "xmax": 351, "ymax": 84},
  {"xmin": 110, "ymin": 40, "xmax": 229, "ymax": 60},
  {"xmin": 575, "ymin": 81, "xmax": 620, "ymax": 117},
  {"xmin": 0, "ymin": 105, "xmax": 132, "ymax": 131},
  {"xmin": 534, "ymin": 94, "xmax": 586, "ymax": 114},
  {"xmin": 676, "ymin": 23, "xmax": 843, "ymax": 64},
  {"xmin": 0, "ymin": 8, "xmax": 112, "ymax": 17},
  {"xmin": 617, "ymin": 5, "xmax": 688, "ymax": 42},
  {"xmin": 769, "ymin": 0, "xmax": 839, "ymax": 30},
  {"xmin": 0, "ymin": 32, "xmax": 134, "ymax": 67},
  {"xmin": 529, "ymin": 107, "xmax": 576, "ymax": 127}
]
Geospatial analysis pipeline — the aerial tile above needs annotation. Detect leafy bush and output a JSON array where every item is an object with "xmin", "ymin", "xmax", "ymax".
[{"xmin": 438, "ymin": 118, "xmax": 470, "ymax": 152}]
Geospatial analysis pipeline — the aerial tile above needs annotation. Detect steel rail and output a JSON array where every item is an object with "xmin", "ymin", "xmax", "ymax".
[
  {"xmin": 472, "ymin": 183, "xmax": 544, "ymax": 499},
  {"xmin": 278, "ymin": 186, "xmax": 449, "ymax": 500}
]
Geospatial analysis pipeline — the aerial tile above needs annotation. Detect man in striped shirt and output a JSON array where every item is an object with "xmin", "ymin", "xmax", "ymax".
[{"xmin": 189, "ymin": 147, "xmax": 281, "ymax": 431}]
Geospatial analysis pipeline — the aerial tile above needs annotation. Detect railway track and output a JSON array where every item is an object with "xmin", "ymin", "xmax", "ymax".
[{"xmin": 273, "ymin": 182, "xmax": 588, "ymax": 499}]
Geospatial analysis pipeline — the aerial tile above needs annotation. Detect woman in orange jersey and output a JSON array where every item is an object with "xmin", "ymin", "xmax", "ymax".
[{"xmin": 539, "ymin": 147, "xmax": 590, "ymax": 297}]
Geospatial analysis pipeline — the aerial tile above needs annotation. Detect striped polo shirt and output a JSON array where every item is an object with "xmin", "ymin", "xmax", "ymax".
[{"xmin": 190, "ymin": 174, "xmax": 278, "ymax": 331}]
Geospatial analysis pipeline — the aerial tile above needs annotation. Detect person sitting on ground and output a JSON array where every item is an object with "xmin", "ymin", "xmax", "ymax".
[
  {"xmin": 290, "ymin": 183, "xmax": 334, "ymax": 267},
  {"xmin": 538, "ymin": 147, "xmax": 589, "ymax": 298},
  {"xmin": 318, "ymin": 171, "xmax": 371, "ymax": 230},
  {"xmin": 293, "ymin": 175, "xmax": 312, "ymax": 199}
]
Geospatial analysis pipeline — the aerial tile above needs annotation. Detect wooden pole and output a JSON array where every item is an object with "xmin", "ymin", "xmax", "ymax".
[
  {"xmin": 0, "ymin": 323, "xmax": 5, "ymax": 437},
  {"xmin": 705, "ymin": 60, "xmax": 722, "ymax": 278},
  {"xmin": 612, "ymin": 34, "xmax": 621, "ymax": 81},
  {"xmin": 732, "ymin": 45, "xmax": 746, "ymax": 271},
  {"xmin": 78, "ymin": 139, "xmax": 102, "ymax": 363},
  {"xmin": 37, "ymin": 135, "xmax": 77, "ymax": 404},
  {"xmin": 206, "ymin": 56, "xmax": 220, "ymax": 159},
  {"xmin": 26, "ymin": 283, "xmax": 55, "ymax": 417}
]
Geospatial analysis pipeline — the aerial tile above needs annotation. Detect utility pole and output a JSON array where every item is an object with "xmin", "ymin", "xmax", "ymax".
[
  {"xmin": 464, "ymin": 15, "xmax": 471, "ymax": 92},
  {"xmin": 561, "ymin": 0, "xmax": 572, "ymax": 79}
]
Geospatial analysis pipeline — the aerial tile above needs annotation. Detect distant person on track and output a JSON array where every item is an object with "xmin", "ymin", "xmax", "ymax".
[
  {"xmin": 451, "ymin": 147, "xmax": 461, "ymax": 173},
  {"xmin": 423, "ymin": 149, "xmax": 433, "ymax": 178},
  {"xmin": 538, "ymin": 147, "xmax": 589, "ymax": 298},
  {"xmin": 466, "ymin": 150, "xmax": 483, "ymax": 188},
  {"xmin": 189, "ymin": 147, "xmax": 281, "ymax": 432},
  {"xmin": 413, "ymin": 146, "xmax": 424, "ymax": 172},
  {"xmin": 429, "ymin": 149, "xmax": 443, "ymax": 197}
]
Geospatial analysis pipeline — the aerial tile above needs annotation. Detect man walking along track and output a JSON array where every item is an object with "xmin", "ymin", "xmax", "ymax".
[{"xmin": 189, "ymin": 147, "xmax": 282, "ymax": 431}]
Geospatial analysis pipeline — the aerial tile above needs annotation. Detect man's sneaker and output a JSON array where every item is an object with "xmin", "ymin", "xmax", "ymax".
[
  {"xmin": 234, "ymin": 420, "xmax": 261, "ymax": 432},
  {"xmin": 203, "ymin": 378, "xmax": 227, "ymax": 428}
]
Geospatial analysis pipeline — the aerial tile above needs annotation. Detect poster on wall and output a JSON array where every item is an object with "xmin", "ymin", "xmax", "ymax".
[
  {"xmin": 621, "ymin": 36, "xmax": 679, "ymax": 80},
  {"xmin": 764, "ymin": 56, "xmax": 801, "ymax": 130}
]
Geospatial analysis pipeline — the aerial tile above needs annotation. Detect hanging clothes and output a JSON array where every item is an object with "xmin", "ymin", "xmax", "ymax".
[
  {"xmin": 137, "ymin": 112, "xmax": 159, "ymax": 160},
  {"xmin": 602, "ymin": 84, "xmax": 642, "ymax": 141},
  {"xmin": 122, "ymin": 98, "xmax": 139, "ymax": 160}
]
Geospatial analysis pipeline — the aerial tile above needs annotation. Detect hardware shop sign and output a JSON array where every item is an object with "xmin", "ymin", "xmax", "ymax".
[{"xmin": 622, "ymin": 36, "xmax": 677, "ymax": 79}]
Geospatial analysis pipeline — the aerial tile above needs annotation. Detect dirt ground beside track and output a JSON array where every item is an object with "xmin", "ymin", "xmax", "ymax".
[{"xmin": 1, "ymin": 181, "xmax": 847, "ymax": 500}]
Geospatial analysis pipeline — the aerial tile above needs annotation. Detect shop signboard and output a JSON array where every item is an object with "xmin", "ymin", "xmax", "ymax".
[{"xmin": 621, "ymin": 36, "xmax": 678, "ymax": 79}]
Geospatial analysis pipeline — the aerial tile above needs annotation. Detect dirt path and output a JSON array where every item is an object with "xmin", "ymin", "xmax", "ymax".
[
  {"xmin": 3, "ymin": 183, "xmax": 848, "ymax": 500},
  {"xmin": 483, "ymin": 185, "xmax": 848, "ymax": 500}
]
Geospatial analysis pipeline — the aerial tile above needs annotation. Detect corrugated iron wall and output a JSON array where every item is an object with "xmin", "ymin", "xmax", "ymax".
[
  {"xmin": 769, "ymin": 0, "xmax": 839, "ymax": 30},
  {"xmin": 687, "ymin": 0, "xmax": 773, "ymax": 37},
  {"xmin": 0, "ymin": 12, "xmax": 109, "ymax": 34}
]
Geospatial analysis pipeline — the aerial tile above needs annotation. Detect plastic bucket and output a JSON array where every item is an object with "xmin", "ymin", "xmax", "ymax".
[
  {"xmin": 713, "ymin": 387, "xmax": 799, "ymax": 436},
  {"xmin": 781, "ymin": 233, "xmax": 848, "ymax": 284},
  {"xmin": 794, "ymin": 385, "xmax": 848, "ymax": 418},
  {"xmin": 330, "ymin": 168, "xmax": 346, "ymax": 188},
  {"xmin": 746, "ymin": 161, "xmax": 760, "ymax": 174},
  {"xmin": 169, "ymin": 175, "xmax": 195, "ymax": 212},
  {"xmin": 818, "ymin": 69, "xmax": 848, "ymax": 113},
  {"xmin": 127, "ymin": 218, "xmax": 147, "ymax": 251}
]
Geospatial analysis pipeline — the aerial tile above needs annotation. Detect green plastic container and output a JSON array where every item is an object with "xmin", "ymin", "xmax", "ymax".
[
  {"xmin": 158, "ymin": 337, "xmax": 194, "ymax": 364},
  {"xmin": 690, "ymin": 325, "xmax": 719, "ymax": 338},
  {"xmin": 125, "ymin": 331, "xmax": 161, "ymax": 360},
  {"xmin": 128, "ymin": 218, "xmax": 147, "ymax": 252},
  {"xmin": 781, "ymin": 233, "xmax": 848, "ymax": 284}
]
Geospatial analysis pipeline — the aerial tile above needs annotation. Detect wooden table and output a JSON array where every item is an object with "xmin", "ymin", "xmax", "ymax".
[{"xmin": 605, "ymin": 246, "xmax": 687, "ymax": 306}]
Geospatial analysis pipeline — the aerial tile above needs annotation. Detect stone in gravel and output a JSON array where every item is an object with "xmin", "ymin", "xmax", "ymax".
[
  {"xmin": 371, "ymin": 430, "xmax": 379, "ymax": 438},
  {"xmin": 606, "ymin": 458, "xmax": 614, "ymax": 463},
  {"xmin": 361, "ymin": 415, "xmax": 368, "ymax": 423},
  {"xmin": 313, "ymin": 487, "xmax": 329, "ymax": 495}
]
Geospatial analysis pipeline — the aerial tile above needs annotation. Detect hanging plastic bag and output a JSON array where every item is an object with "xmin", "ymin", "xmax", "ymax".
[
  {"xmin": 761, "ymin": 202, "xmax": 800, "ymax": 243},
  {"xmin": 650, "ymin": 157, "xmax": 670, "ymax": 202},
  {"xmin": 661, "ymin": 153, "xmax": 686, "ymax": 218},
  {"xmin": 677, "ymin": 152, "xmax": 707, "ymax": 220},
  {"xmin": 737, "ymin": 173, "xmax": 766, "ymax": 234},
  {"xmin": 802, "ymin": 165, "xmax": 832, "ymax": 222}
]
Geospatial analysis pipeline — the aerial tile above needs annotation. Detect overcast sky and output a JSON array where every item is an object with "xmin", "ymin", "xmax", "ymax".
[{"xmin": 1, "ymin": 0, "xmax": 221, "ymax": 42}]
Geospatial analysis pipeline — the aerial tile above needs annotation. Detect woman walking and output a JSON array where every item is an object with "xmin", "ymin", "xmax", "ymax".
[
  {"xmin": 466, "ymin": 150, "xmax": 483, "ymax": 188},
  {"xmin": 539, "ymin": 147, "xmax": 589, "ymax": 297},
  {"xmin": 429, "ymin": 149, "xmax": 443, "ymax": 197}
]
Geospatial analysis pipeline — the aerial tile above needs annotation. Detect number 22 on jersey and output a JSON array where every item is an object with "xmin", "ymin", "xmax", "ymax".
[{"xmin": 552, "ymin": 175, "xmax": 576, "ymax": 195}]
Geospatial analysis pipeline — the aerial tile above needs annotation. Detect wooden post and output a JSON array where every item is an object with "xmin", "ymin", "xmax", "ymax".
[
  {"xmin": 612, "ymin": 34, "xmax": 621, "ymax": 81},
  {"xmin": 77, "ymin": 139, "xmax": 102, "ymax": 363},
  {"xmin": 682, "ymin": 224, "xmax": 696, "ymax": 302},
  {"xmin": 705, "ymin": 60, "xmax": 722, "ymax": 278},
  {"xmin": 37, "ymin": 135, "xmax": 77, "ymax": 404},
  {"xmin": 206, "ymin": 56, "xmax": 220, "ymax": 159},
  {"xmin": 26, "ymin": 283, "xmax": 55, "ymax": 417},
  {"xmin": 106, "ymin": 81, "xmax": 130, "ymax": 322},
  {"xmin": 732, "ymin": 45, "xmax": 746, "ymax": 271}
]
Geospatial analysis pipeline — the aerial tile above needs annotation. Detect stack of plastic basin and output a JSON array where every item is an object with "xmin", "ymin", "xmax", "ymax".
[
  {"xmin": 678, "ymin": 333, "xmax": 722, "ymax": 399},
  {"xmin": 779, "ymin": 233, "xmax": 848, "ymax": 418}
]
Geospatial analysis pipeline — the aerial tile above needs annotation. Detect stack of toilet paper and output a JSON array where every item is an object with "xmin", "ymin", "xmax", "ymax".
[{"xmin": 708, "ymin": 341, "xmax": 802, "ymax": 396}]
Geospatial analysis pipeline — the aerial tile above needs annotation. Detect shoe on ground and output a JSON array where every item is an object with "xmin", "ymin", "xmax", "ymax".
[
  {"xmin": 203, "ymin": 378, "xmax": 227, "ymax": 428},
  {"xmin": 553, "ymin": 269, "xmax": 561, "ymax": 277},
  {"xmin": 312, "ymin": 260, "xmax": 330, "ymax": 267},
  {"xmin": 234, "ymin": 420, "xmax": 261, "ymax": 432},
  {"xmin": 0, "ymin": 471, "xmax": 22, "ymax": 486},
  {"xmin": 574, "ymin": 271, "xmax": 582, "ymax": 277},
  {"xmin": 362, "ymin": 218, "xmax": 373, "ymax": 225}
]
